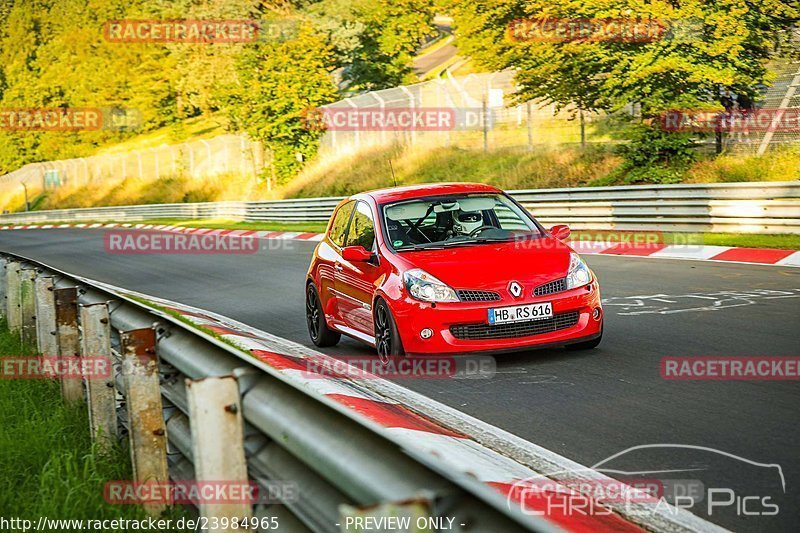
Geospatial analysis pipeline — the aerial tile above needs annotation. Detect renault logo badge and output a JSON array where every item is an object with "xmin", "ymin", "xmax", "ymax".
[{"xmin": 508, "ymin": 281, "xmax": 523, "ymax": 298}]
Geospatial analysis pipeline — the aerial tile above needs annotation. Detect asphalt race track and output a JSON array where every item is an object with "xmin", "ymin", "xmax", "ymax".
[{"xmin": 2, "ymin": 229, "xmax": 799, "ymax": 532}]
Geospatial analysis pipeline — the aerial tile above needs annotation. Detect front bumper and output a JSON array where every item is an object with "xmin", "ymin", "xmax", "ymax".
[{"xmin": 391, "ymin": 281, "xmax": 603, "ymax": 355}]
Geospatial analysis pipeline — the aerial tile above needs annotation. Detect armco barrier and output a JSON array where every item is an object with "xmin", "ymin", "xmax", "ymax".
[
  {"xmin": 0, "ymin": 253, "xmax": 552, "ymax": 532},
  {"xmin": 0, "ymin": 181, "xmax": 798, "ymax": 233},
  {"xmin": 0, "ymin": 253, "xmax": 726, "ymax": 533}
]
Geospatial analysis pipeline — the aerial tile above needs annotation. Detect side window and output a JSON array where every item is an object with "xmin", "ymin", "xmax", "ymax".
[
  {"xmin": 346, "ymin": 201, "xmax": 376, "ymax": 251},
  {"xmin": 495, "ymin": 203, "xmax": 530, "ymax": 230},
  {"xmin": 329, "ymin": 200, "xmax": 355, "ymax": 247}
]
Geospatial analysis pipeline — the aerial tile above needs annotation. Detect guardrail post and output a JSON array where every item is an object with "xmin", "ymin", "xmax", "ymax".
[
  {"xmin": 20, "ymin": 268, "xmax": 37, "ymax": 347},
  {"xmin": 34, "ymin": 276, "xmax": 57, "ymax": 356},
  {"xmin": 0, "ymin": 258, "xmax": 6, "ymax": 319},
  {"xmin": 186, "ymin": 376, "xmax": 251, "ymax": 530},
  {"xmin": 6, "ymin": 261, "xmax": 21, "ymax": 334},
  {"xmin": 80, "ymin": 303, "xmax": 116, "ymax": 453},
  {"xmin": 120, "ymin": 328, "xmax": 168, "ymax": 516},
  {"xmin": 55, "ymin": 287, "xmax": 83, "ymax": 403}
]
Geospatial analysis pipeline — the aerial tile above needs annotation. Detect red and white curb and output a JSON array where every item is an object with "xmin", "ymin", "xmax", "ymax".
[
  {"xmin": 1, "ymin": 223, "xmax": 797, "ymax": 267},
  {"xmin": 78, "ymin": 278, "xmax": 725, "ymax": 533},
  {"xmin": 569, "ymin": 240, "xmax": 800, "ymax": 267},
  {"xmin": 0, "ymin": 223, "xmax": 326, "ymax": 242}
]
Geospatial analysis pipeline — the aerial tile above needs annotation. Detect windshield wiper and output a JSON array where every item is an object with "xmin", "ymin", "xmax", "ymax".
[
  {"xmin": 394, "ymin": 243, "xmax": 445, "ymax": 251},
  {"xmin": 440, "ymin": 237, "xmax": 513, "ymax": 247},
  {"xmin": 395, "ymin": 237, "xmax": 517, "ymax": 251}
]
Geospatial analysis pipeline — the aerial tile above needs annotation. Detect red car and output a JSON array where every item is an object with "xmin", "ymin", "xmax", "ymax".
[{"xmin": 305, "ymin": 183, "xmax": 603, "ymax": 360}]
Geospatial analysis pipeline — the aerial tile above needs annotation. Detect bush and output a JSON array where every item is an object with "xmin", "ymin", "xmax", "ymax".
[
  {"xmin": 616, "ymin": 123, "xmax": 697, "ymax": 168},
  {"xmin": 611, "ymin": 123, "xmax": 698, "ymax": 184},
  {"xmin": 622, "ymin": 165, "xmax": 685, "ymax": 185}
]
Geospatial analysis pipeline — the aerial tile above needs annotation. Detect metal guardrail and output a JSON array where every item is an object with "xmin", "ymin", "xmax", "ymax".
[
  {"xmin": 1, "ymin": 181, "xmax": 798, "ymax": 234},
  {"xmin": 1, "ymin": 253, "xmax": 559, "ymax": 533}
]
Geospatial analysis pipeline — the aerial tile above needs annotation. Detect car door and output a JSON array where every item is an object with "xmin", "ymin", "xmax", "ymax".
[
  {"xmin": 319, "ymin": 200, "xmax": 355, "ymax": 327},
  {"xmin": 334, "ymin": 200, "xmax": 382, "ymax": 337}
]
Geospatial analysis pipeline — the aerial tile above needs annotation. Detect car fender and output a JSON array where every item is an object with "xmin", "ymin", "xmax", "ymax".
[{"xmin": 371, "ymin": 271, "xmax": 408, "ymax": 338}]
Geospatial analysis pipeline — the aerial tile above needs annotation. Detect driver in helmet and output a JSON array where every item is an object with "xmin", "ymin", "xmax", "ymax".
[{"xmin": 452, "ymin": 210, "xmax": 485, "ymax": 236}]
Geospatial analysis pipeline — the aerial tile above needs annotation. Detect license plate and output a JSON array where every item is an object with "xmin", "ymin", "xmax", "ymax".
[{"xmin": 488, "ymin": 302, "xmax": 553, "ymax": 324}]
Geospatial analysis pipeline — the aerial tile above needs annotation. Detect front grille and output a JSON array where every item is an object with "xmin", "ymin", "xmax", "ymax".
[
  {"xmin": 457, "ymin": 289, "xmax": 501, "ymax": 302},
  {"xmin": 534, "ymin": 278, "xmax": 567, "ymax": 296},
  {"xmin": 450, "ymin": 311, "xmax": 580, "ymax": 341}
]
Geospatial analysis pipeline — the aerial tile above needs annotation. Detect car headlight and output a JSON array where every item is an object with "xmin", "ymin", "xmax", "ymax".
[
  {"xmin": 565, "ymin": 252, "xmax": 592, "ymax": 290},
  {"xmin": 404, "ymin": 268, "xmax": 459, "ymax": 303}
]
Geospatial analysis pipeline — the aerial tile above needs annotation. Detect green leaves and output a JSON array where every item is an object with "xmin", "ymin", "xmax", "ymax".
[
  {"xmin": 308, "ymin": 0, "xmax": 437, "ymax": 90},
  {"xmin": 223, "ymin": 21, "xmax": 338, "ymax": 182},
  {"xmin": 0, "ymin": 0, "xmax": 441, "ymax": 180},
  {"xmin": 449, "ymin": 0, "xmax": 798, "ymax": 180},
  {"xmin": 450, "ymin": 0, "xmax": 799, "ymax": 116}
]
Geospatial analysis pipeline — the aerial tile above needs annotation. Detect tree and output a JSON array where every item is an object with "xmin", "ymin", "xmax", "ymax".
[
  {"xmin": 447, "ymin": 0, "xmax": 799, "ymax": 115},
  {"xmin": 446, "ymin": 0, "xmax": 799, "ymax": 179},
  {"xmin": 223, "ymin": 21, "xmax": 338, "ymax": 183},
  {"xmin": 306, "ymin": 0, "xmax": 437, "ymax": 90},
  {"xmin": 0, "ymin": 0, "xmax": 179, "ymax": 171}
]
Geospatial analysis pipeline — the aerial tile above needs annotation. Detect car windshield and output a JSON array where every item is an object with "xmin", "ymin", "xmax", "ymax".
[{"xmin": 381, "ymin": 194, "xmax": 544, "ymax": 251}]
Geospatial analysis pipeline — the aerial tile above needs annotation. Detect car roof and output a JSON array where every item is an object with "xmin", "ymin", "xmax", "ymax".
[{"xmin": 359, "ymin": 182, "xmax": 503, "ymax": 204}]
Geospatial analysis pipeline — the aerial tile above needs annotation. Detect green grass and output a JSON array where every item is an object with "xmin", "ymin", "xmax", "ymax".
[
  {"xmin": 284, "ymin": 144, "xmax": 623, "ymax": 198},
  {"xmin": 286, "ymin": 142, "xmax": 799, "ymax": 200},
  {"xmin": 0, "ymin": 320, "xmax": 186, "ymax": 530},
  {"xmin": 684, "ymin": 149, "xmax": 800, "ymax": 184},
  {"xmin": 93, "ymin": 114, "xmax": 227, "ymax": 156},
  {"xmin": 683, "ymin": 233, "xmax": 800, "ymax": 250}
]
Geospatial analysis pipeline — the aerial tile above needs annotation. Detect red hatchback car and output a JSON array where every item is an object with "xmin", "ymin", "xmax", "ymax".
[{"xmin": 305, "ymin": 183, "xmax": 603, "ymax": 360}]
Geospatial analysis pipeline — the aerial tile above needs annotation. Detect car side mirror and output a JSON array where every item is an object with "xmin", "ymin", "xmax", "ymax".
[
  {"xmin": 342, "ymin": 245, "xmax": 373, "ymax": 262},
  {"xmin": 550, "ymin": 224, "xmax": 571, "ymax": 240}
]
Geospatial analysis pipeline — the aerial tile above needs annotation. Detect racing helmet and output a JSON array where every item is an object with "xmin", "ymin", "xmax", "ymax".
[{"xmin": 452, "ymin": 210, "xmax": 484, "ymax": 234}]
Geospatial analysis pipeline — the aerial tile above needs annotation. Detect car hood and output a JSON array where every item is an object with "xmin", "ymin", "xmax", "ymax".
[{"xmin": 391, "ymin": 237, "xmax": 574, "ymax": 291}]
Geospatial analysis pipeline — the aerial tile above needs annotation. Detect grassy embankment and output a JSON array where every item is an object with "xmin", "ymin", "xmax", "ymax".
[
  {"xmin": 0, "ymin": 320, "xmax": 185, "ymax": 529},
  {"xmin": 24, "ymin": 135, "xmax": 800, "ymax": 213},
  {"xmin": 282, "ymin": 142, "xmax": 800, "ymax": 198}
]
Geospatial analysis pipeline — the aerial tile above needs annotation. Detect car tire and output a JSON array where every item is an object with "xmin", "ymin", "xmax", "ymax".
[
  {"xmin": 566, "ymin": 327, "xmax": 603, "ymax": 350},
  {"xmin": 306, "ymin": 283, "xmax": 341, "ymax": 347},
  {"xmin": 374, "ymin": 299, "xmax": 404, "ymax": 363}
]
